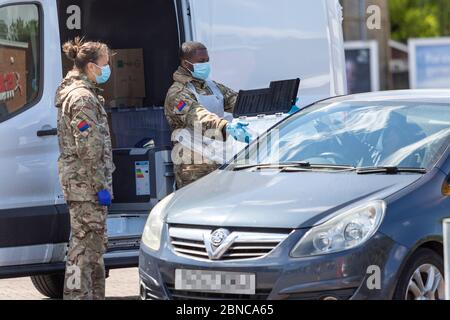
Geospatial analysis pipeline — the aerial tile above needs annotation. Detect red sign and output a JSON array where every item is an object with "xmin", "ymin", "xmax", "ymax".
[{"xmin": 0, "ymin": 72, "xmax": 21, "ymax": 102}]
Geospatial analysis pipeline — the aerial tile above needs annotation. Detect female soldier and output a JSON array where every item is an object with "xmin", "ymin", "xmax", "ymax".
[{"xmin": 55, "ymin": 37, "xmax": 114, "ymax": 300}]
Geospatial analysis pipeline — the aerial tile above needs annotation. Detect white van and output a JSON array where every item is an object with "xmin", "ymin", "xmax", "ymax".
[{"xmin": 0, "ymin": 0, "xmax": 346, "ymax": 298}]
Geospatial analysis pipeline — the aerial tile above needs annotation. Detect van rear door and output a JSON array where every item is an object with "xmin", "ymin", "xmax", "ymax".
[
  {"xmin": 0, "ymin": 0, "xmax": 68, "ymax": 269},
  {"xmin": 186, "ymin": 0, "xmax": 346, "ymax": 107}
]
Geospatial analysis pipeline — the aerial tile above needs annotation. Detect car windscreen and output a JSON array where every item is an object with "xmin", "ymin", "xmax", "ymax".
[{"xmin": 228, "ymin": 101, "xmax": 450, "ymax": 170}]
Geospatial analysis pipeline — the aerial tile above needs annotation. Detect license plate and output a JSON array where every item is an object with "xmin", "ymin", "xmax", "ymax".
[
  {"xmin": 107, "ymin": 216, "xmax": 147, "ymax": 238},
  {"xmin": 175, "ymin": 269, "xmax": 256, "ymax": 295}
]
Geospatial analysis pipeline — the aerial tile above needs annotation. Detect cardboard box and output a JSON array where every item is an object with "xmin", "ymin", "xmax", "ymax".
[
  {"xmin": 107, "ymin": 98, "xmax": 144, "ymax": 108},
  {"xmin": 101, "ymin": 48, "xmax": 146, "ymax": 102}
]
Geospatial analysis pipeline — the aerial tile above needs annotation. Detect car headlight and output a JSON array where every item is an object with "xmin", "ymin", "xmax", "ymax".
[
  {"xmin": 141, "ymin": 194, "xmax": 174, "ymax": 251},
  {"xmin": 291, "ymin": 200, "xmax": 386, "ymax": 257}
]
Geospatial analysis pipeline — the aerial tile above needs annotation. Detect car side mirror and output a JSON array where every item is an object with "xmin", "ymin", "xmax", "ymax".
[{"xmin": 443, "ymin": 177, "xmax": 450, "ymax": 196}]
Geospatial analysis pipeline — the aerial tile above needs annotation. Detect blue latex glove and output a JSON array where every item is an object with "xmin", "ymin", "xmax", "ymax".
[
  {"xmin": 288, "ymin": 105, "xmax": 301, "ymax": 115},
  {"xmin": 288, "ymin": 97, "xmax": 301, "ymax": 115},
  {"xmin": 98, "ymin": 189, "xmax": 112, "ymax": 206},
  {"xmin": 226, "ymin": 121, "xmax": 253, "ymax": 144}
]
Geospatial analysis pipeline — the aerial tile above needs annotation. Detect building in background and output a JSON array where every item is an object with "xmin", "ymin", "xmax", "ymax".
[
  {"xmin": 0, "ymin": 39, "xmax": 28, "ymax": 118},
  {"xmin": 341, "ymin": 0, "xmax": 392, "ymax": 91}
]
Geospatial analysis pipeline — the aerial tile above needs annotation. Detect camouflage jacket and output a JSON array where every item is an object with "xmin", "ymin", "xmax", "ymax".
[
  {"xmin": 55, "ymin": 70, "xmax": 115, "ymax": 202},
  {"xmin": 164, "ymin": 66, "xmax": 237, "ymax": 139}
]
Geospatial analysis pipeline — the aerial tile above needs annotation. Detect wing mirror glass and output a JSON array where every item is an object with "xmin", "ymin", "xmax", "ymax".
[{"xmin": 443, "ymin": 177, "xmax": 450, "ymax": 196}]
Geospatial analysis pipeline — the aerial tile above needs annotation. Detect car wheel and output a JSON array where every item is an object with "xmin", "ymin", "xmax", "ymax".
[
  {"xmin": 394, "ymin": 248, "xmax": 445, "ymax": 300},
  {"xmin": 30, "ymin": 273, "xmax": 64, "ymax": 299}
]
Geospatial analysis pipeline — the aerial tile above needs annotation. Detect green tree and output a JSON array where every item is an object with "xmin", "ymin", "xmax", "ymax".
[
  {"xmin": 8, "ymin": 18, "xmax": 38, "ymax": 43},
  {"xmin": 0, "ymin": 19, "xmax": 7, "ymax": 39},
  {"xmin": 390, "ymin": 0, "xmax": 443, "ymax": 42}
]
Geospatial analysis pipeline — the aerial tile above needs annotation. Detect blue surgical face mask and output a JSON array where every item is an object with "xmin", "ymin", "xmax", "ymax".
[
  {"xmin": 187, "ymin": 61, "xmax": 211, "ymax": 80},
  {"xmin": 93, "ymin": 63, "xmax": 111, "ymax": 84}
]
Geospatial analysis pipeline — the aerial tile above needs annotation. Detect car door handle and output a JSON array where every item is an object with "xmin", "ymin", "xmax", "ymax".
[{"xmin": 37, "ymin": 128, "xmax": 57, "ymax": 137}]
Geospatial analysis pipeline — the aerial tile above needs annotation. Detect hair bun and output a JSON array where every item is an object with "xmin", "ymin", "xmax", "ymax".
[
  {"xmin": 62, "ymin": 41, "xmax": 78, "ymax": 61},
  {"xmin": 61, "ymin": 37, "xmax": 108, "ymax": 71},
  {"xmin": 62, "ymin": 37, "xmax": 83, "ymax": 61}
]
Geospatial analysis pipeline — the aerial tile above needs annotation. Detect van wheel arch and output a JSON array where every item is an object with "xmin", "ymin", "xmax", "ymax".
[{"xmin": 393, "ymin": 241, "xmax": 444, "ymax": 300}]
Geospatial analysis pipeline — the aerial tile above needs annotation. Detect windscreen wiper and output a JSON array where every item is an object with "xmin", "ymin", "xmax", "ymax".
[
  {"xmin": 356, "ymin": 166, "xmax": 427, "ymax": 175},
  {"xmin": 232, "ymin": 161, "xmax": 355, "ymax": 172},
  {"xmin": 281, "ymin": 164, "xmax": 356, "ymax": 172},
  {"xmin": 231, "ymin": 161, "xmax": 311, "ymax": 171}
]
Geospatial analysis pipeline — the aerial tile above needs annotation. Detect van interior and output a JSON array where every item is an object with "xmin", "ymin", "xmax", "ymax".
[
  {"xmin": 58, "ymin": 0, "xmax": 180, "ymax": 107},
  {"xmin": 57, "ymin": 0, "xmax": 181, "ymax": 207}
]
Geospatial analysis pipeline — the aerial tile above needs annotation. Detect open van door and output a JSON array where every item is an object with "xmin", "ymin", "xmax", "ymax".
[
  {"xmin": 185, "ymin": 0, "xmax": 347, "ymax": 107},
  {"xmin": 0, "ymin": 0, "xmax": 67, "ymax": 270}
]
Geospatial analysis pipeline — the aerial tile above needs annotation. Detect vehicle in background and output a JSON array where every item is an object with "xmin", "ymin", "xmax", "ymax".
[{"xmin": 140, "ymin": 90, "xmax": 450, "ymax": 300}]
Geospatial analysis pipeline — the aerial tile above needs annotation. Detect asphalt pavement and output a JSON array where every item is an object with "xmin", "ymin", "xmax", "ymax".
[{"xmin": 0, "ymin": 268, "xmax": 139, "ymax": 300}]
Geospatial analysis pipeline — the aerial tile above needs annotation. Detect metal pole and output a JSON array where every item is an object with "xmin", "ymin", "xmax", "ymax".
[{"xmin": 444, "ymin": 218, "xmax": 450, "ymax": 300}]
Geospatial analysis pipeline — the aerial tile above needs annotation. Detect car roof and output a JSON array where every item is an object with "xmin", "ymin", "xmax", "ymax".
[{"xmin": 324, "ymin": 89, "xmax": 450, "ymax": 105}]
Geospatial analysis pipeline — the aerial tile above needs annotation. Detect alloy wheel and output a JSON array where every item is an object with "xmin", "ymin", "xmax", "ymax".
[{"xmin": 405, "ymin": 264, "xmax": 444, "ymax": 300}]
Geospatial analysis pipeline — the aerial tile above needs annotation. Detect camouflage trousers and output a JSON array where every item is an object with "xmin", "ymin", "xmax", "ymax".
[
  {"xmin": 175, "ymin": 163, "xmax": 220, "ymax": 189},
  {"xmin": 63, "ymin": 201, "xmax": 108, "ymax": 300}
]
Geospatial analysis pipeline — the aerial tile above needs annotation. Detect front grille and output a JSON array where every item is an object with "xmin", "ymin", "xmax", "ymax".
[
  {"xmin": 169, "ymin": 226, "xmax": 290, "ymax": 261},
  {"xmin": 166, "ymin": 284, "xmax": 271, "ymax": 300},
  {"xmin": 107, "ymin": 237, "xmax": 141, "ymax": 252},
  {"xmin": 222, "ymin": 242, "xmax": 282, "ymax": 260},
  {"xmin": 170, "ymin": 237, "xmax": 209, "ymax": 259}
]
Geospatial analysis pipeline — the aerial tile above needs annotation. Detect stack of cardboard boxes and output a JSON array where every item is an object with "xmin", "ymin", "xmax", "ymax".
[
  {"xmin": 61, "ymin": 48, "xmax": 148, "ymax": 148},
  {"xmin": 61, "ymin": 47, "xmax": 146, "ymax": 107},
  {"xmin": 100, "ymin": 48, "xmax": 146, "ymax": 148}
]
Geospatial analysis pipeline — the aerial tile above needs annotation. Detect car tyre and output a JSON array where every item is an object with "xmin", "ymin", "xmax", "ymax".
[
  {"xmin": 394, "ymin": 248, "xmax": 445, "ymax": 300},
  {"xmin": 31, "ymin": 273, "xmax": 64, "ymax": 299}
]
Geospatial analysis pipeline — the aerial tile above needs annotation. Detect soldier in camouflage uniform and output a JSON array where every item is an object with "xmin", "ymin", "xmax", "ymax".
[
  {"xmin": 55, "ymin": 38, "xmax": 114, "ymax": 300},
  {"xmin": 165, "ymin": 42, "xmax": 245, "ymax": 189}
]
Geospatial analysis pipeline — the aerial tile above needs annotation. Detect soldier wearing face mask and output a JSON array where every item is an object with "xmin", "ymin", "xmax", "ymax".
[
  {"xmin": 55, "ymin": 37, "xmax": 114, "ymax": 300},
  {"xmin": 165, "ymin": 41, "xmax": 252, "ymax": 189}
]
